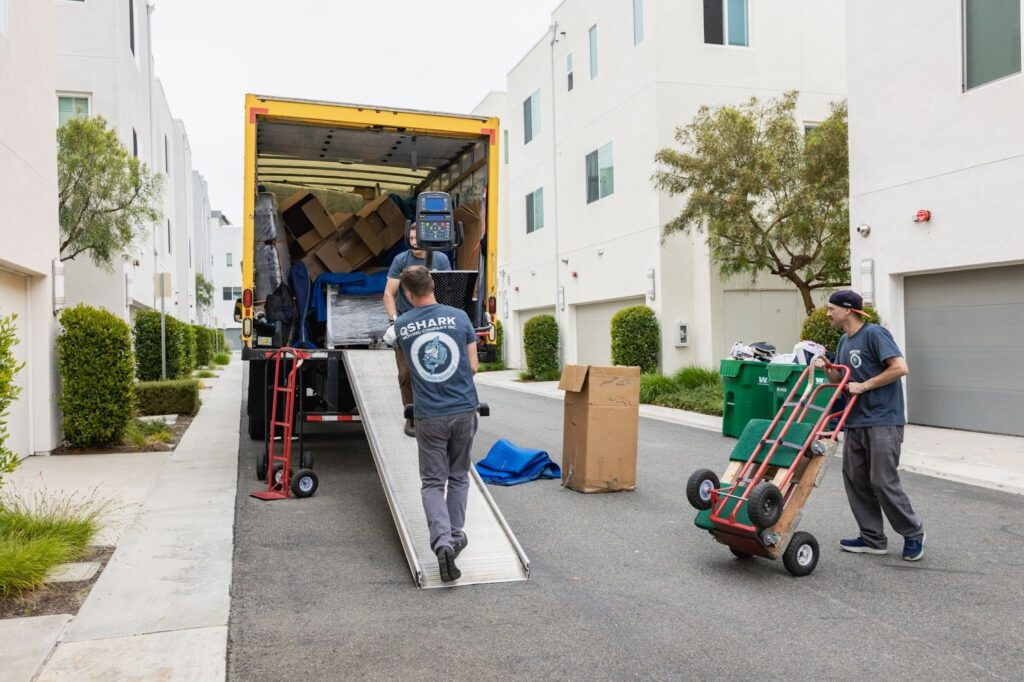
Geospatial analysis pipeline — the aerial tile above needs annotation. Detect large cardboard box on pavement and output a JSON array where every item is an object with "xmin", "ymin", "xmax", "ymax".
[{"xmin": 558, "ymin": 365, "xmax": 640, "ymax": 493}]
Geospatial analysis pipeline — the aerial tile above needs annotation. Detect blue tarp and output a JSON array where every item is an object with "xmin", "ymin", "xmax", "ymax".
[
  {"xmin": 475, "ymin": 439, "xmax": 561, "ymax": 486},
  {"xmin": 311, "ymin": 271, "xmax": 389, "ymax": 322}
]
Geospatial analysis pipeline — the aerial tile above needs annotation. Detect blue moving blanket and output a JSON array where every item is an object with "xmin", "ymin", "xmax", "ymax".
[{"xmin": 475, "ymin": 439, "xmax": 561, "ymax": 486}]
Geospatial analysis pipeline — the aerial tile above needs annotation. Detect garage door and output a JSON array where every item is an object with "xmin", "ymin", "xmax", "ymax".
[
  {"xmin": 905, "ymin": 265, "xmax": 1024, "ymax": 436},
  {"xmin": 0, "ymin": 270, "xmax": 30, "ymax": 458},
  {"xmin": 574, "ymin": 297, "xmax": 646, "ymax": 367}
]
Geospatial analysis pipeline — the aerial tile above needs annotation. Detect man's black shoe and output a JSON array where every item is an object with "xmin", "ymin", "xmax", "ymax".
[
  {"xmin": 452, "ymin": 533, "xmax": 469, "ymax": 558},
  {"xmin": 437, "ymin": 546, "xmax": 461, "ymax": 583}
]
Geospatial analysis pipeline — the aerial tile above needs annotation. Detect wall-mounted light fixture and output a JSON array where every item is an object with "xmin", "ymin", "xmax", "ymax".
[
  {"xmin": 560, "ymin": 257, "xmax": 569, "ymax": 264},
  {"xmin": 558, "ymin": 285, "xmax": 565, "ymax": 311},
  {"xmin": 52, "ymin": 259, "xmax": 65, "ymax": 316},
  {"xmin": 856, "ymin": 223, "xmax": 871, "ymax": 237},
  {"xmin": 860, "ymin": 258, "xmax": 875, "ymax": 304},
  {"xmin": 646, "ymin": 268, "xmax": 656, "ymax": 301}
]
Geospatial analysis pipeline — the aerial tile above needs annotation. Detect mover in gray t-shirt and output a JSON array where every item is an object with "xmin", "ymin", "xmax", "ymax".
[
  {"xmin": 815, "ymin": 290, "xmax": 925, "ymax": 562},
  {"xmin": 383, "ymin": 222, "xmax": 452, "ymax": 436},
  {"xmin": 394, "ymin": 265, "xmax": 479, "ymax": 583}
]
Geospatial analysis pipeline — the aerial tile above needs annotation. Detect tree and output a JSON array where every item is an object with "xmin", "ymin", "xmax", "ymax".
[
  {"xmin": 58, "ymin": 116, "xmax": 164, "ymax": 271},
  {"xmin": 195, "ymin": 273, "xmax": 214, "ymax": 313},
  {"xmin": 653, "ymin": 92, "xmax": 849, "ymax": 315}
]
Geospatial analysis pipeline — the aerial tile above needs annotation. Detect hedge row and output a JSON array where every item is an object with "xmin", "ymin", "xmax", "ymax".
[
  {"xmin": 57, "ymin": 305, "xmax": 136, "ymax": 447},
  {"xmin": 135, "ymin": 379, "xmax": 201, "ymax": 417},
  {"xmin": 135, "ymin": 313, "xmax": 220, "ymax": 380}
]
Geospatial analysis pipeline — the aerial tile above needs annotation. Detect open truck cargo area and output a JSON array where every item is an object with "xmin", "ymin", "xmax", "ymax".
[{"xmin": 239, "ymin": 95, "xmax": 524, "ymax": 588}]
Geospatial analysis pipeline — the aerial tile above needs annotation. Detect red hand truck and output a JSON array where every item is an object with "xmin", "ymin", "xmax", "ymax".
[
  {"xmin": 251, "ymin": 347, "xmax": 319, "ymax": 501},
  {"xmin": 687, "ymin": 359, "xmax": 858, "ymax": 576}
]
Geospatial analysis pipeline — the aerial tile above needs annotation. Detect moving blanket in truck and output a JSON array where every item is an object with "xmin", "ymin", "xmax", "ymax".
[{"xmin": 254, "ymin": 192, "xmax": 292, "ymax": 304}]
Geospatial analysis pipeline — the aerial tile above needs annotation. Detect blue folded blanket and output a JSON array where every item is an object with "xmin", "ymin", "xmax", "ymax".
[{"xmin": 475, "ymin": 439, "xmax": 561, "ymax": 486}]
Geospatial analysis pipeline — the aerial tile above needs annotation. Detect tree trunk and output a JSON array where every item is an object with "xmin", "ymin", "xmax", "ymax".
[{"xmin": 796, "ymin": 282, "xmax": 816, "ymax": 316}]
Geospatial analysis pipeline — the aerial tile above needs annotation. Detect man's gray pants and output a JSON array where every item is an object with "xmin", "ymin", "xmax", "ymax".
[
  {"xmin": 415, "ymin": 409, "xmax": 478, "ymax": 553},
  {"xmin": 843, "ymin": 426, "xmax": 924, "ymax": 548}
]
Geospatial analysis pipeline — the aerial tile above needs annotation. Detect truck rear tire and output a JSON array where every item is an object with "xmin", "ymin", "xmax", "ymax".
[{"xmin": 247, "ymin": 359, "xmax": 267, "ymax": 440}]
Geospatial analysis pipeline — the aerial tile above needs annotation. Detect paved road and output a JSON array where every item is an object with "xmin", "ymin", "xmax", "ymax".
[{"xmin": 229, "ymin": 377, "xmax": 1024, "ymax": 680}]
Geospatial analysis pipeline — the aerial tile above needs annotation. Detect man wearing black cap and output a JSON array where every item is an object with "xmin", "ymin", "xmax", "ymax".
[{"xmin": 815, "ymin": 290, "xmax": 926, "ymax": 562}]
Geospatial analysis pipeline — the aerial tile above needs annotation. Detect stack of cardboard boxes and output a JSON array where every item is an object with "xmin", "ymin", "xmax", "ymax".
[{"xmin": 277, "ymin": 190, "xmax": 409, "ymax": 281}]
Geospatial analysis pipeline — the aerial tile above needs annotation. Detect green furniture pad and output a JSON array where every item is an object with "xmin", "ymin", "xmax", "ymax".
[
  {"xmin": 694, "ymin": 481, "xmax": 753, "ymax": 531},
  {"xmin": 728, "ymin": 419, "xmax": 815, "ymax": 470}
]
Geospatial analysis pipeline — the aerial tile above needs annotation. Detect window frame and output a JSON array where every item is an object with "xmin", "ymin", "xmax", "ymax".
[
  {"xmin": 167, "ymin": 218, "xmax": 172, "ymax": 254},
  {"xmin": 633, "ymin": 0, "xmax": 644, "ymax": 46},
  {"xmin": 703, "ymin": 0, "xmax": 750, "ymax": 47},
  {"xmin": 523, "ymin": 89, "xmax": 541, "ymax": 144},
  {"xmin": 128, "ymin": 0, "xmax": 136, "ymax": 57},
  {"xmin": 961, "ymin": 0, "xmax": 1023, "ymax": 91},
  {"xmin": 567, "ymin": 53, "xmax": 574, "ymax": 91},
  {"xmin": 588, "ymin": 25, "xmax": 599, "ymax": 79},
  {"xmin": 226, "ymin": 252, "xmax": 232, "ymax": 267},
  {"xmin": 57, "ymin": 93, "xmax": 91, "ymax": 127},
  {"xmin": 585, "ymin": 142, "xmax": 615, "ymax": 204},
  {"xmin": 525, "ymin": 187, "xmax": 545, "ymax": 234},
  {"xmin": 0, "ymin": 0, "xmax": 8, "ymax": 37}
]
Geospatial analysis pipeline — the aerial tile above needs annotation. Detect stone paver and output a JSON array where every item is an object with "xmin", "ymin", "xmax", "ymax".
[
  {"xmin": 44, "ymin": 562, "xmax": 100, "ymax": 583},
  {"xmin": 0, "ymin": 615, "xmax": 71, "ymax": 682}
]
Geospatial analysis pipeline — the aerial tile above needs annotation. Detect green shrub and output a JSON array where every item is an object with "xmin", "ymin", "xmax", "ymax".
[
  {"xmin": 58, "ymin": 305, "xmax": 136, "ymax": 448},
  {"xmin": 123, "ymin": 418, "xmax": 173, "ymax": 447},
  {"xmin": 657, "ymin": 383, "xmax": 724, "ymax": 416},
  {"xmin": 673, "ymin": 365, "xmax": 721, "ymax": 390},
  {"xmin": 480, "ymin": 319, "xmax": 505, "ymax": 372},
  {"xmin": 193, "ymin": 325, "xmax": 213, "ymax": 367},
  {"xmin": 134, "ymin": 312, "xmax": 191, "ymax": 381},
  {"xmin": 523, "ymin": 314, "xmax": 559, "ymax": 380},
  {"xmin": 135, "ymin": 379, "xmax": 201, "ymax": 416},
  {"xmin": 195, "ymin": 369, "xmax": 216, "ymax": 378},
  {"xmin": 610, "ymin": 305, "xmax": 660, "ymax": 373},
  {"xmin": 801, "ymin": 304, "xmax": 881, "ymax": 354},
  {"xmin": 639, "ymin": 373, "xmax": 678, "ymax": 404},
  {"xmin": 0, "ymin": 314, "xmax": 25, "ymax": 486},
  {"xmin": 213, "ymin": 352, "xmax": 231, "ymax": 366},
  {"xmin": 216, "ymin": 329, "xmax": 226, "ymax": 352}
]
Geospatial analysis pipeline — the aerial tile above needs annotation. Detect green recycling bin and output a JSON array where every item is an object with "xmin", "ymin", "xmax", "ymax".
[
  {"xmin": 767, "ymin": 363, "xmax": 836, "ymax": 423},
  {"xmin": 720, "ymin": 359, "xmax": 776, "ymax": 437}
]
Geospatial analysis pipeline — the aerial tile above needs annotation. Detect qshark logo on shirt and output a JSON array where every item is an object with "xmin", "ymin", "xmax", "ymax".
[
  {"xmin": 849, "ymin": 349, "xmax": 863, "ymax": 369},
  {"xmin": 410, "ymin": 332, "xmax": 460, "ymax": 383}
]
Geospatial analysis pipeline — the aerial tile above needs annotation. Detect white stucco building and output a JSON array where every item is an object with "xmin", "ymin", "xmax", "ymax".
[
  {"xmin": 0, "ymin": 0, "xmax": 62, "ymax": 457},
  {"xmin": 478, "ymin": 0, "xmax": 847, "ymax": 373},
  {"xmin": 847, "ymin": 0, "xmax": 1024, "ymax": 436},
  {"xmin": 55, "ymin": 0, "xmax": 209, "ymax": 325},
  {"xmin": 210, "ymin": 211, "xmax": 242, "ymax": 348}
]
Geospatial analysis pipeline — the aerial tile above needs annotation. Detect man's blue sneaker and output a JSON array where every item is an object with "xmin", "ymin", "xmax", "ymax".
[
  {"xmin": 903, "ymin": 533, "xmax": 926, "ymax": 562},
  {"xmin": 839, "ymin": 537, "xmax": 887, "ymax": 554}
]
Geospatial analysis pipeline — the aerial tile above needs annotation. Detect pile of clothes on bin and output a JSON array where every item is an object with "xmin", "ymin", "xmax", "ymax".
[{"xmin": 728, "ymin": 340, "xmax": 829, "ymax": 365}]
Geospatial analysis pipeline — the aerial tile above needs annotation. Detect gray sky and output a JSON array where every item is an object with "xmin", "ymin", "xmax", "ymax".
[{"xmin": 150, "ymin": 0, "xmax": 558, "ymax": 225}]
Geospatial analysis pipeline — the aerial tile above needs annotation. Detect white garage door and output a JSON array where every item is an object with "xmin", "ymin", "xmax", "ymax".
[
  {"xmin": 0, "ymin": 270, "xmax": 30, "ymax": 459},
  {"xmin": 574, "ymin": 297, "xmax": 647, "ymax": 367},
  {"xmin": 905, "ymin": 265, "xmax": 1024, "ymax": 436},
  {"xmin": 722, "ymin": 290, "xmax": 805, "ymax": 361}
]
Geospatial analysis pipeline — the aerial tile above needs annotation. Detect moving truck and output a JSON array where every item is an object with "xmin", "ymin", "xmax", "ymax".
[{"xmin": 238, "ymin": 95, "xmax": 500, "ymax": 447}]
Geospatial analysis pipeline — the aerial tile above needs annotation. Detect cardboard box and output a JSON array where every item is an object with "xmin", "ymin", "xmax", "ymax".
[
  {"xmin": 335, "ymin": 229, "xmax": 375, "ymax": 272},
  {"xmin": 351, "ymin": 185, "xmax": 378, "ymax": 201},
  {"xmin": 301, "ymin": 249, "xmax": 328, "ymax": 282},
  {"xmin": 558, "ymin": 365, "xmax": 640, "ymax": 493},
  {"xmin": 354, "ymin": 213, "xmax": 390, "ymax": 255},
  {"xmin": 280, "ymin": 192, "xmax": 337, "ymax": 252},
  {"xmin": 355, "ymin": 194, "xmax": 391, "ymax": 218},
  {"xmin": 454, "ymin": 201, "xmax": 483, "ymax": 270},
  {"xmin": 331, "ymin": 212, "xmax": 357, "ymax": 234}
]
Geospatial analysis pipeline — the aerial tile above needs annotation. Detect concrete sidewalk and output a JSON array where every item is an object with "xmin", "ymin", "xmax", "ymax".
[
  {"xmin": 2, "ymin": 360, "xmax": 241, "ymax": 682},
  {"xmin": 474, "ymin": 369, "xmax": 1024, "ymax": 496}
]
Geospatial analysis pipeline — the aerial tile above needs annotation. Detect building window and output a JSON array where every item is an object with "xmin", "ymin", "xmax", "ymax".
[
  {"xmin": 523, "ymin": 89, "xmax": 541, "ymax": 144},
  {"xmin": 633, "ymin": 0, "xmax": 644, "ymax": 46},
  {"xmin": 132, "ymin": 128, "xmax": 138, "ymax": 158},
  {"xmin": 0, "ymin": 0, "xmax": 8, "ymax": 37},
  {"xmin": 222, "ymin": 287, "xmax": 233, "ymax": 301},
  {"xmin": 963, "ymin": 0, "xmax": 1022, "ymax": 90},
  {"xmin": 585, "ymin": 142, "xmax": 614, "ymax": 204},
  {"xmin": 525, "ymin": 188, "xmax": 544, "ymax": 233},
  {"xmin": 188, "ymin": 240, "xmax": 192, "ymax": 268},
  {"xmin": 567, "ymin": 53, "xmax": 574, "ymax": 91},
  {"xmin": 588, "ymin": 25, "xmax": 599, "ymax": 78},
  {"xmin": 167, "ymin": 219, "xmax": 172, "ymax": 254},
  {"xmin": 704, "ymin": 0, "xmax": 749, "ymax": 47},
  {"xmin": 57, "ymin": 95, "xmax": 90, "ymax": 127},
  {"xmin": 803, "ymin": 122, "xmax": 820, "ymax": 136},
  {"xmin": 226, "ymin": 252, "xmax": 232, "ymax": 267},
  {"xmin": 128, "ymin": 0, "xmax": 135, "ymax": 56},
  {"xmin": 503, "ymin": 129, "xmax": 509, "ymax": 164},
  {"xmin": 164, "ymin": 135, "xmax": 169, "ymax": 173}
]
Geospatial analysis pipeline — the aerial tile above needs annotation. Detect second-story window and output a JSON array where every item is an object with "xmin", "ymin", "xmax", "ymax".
[
  {"xmin": 523, "ymin": 89, "xmax": 541, "ymax": 144},
  {"xmin": 128, "ymin": 0, "xmax": 136, "ymax": 56},
  {"xmin": 588, "ymin": 25, "xmax": 599, "ymax": 78},
  {"xmin": 585, "ymin": 143, "xmax": 614, "ymax": 204},
  {"xmin": 57, "ymin": 95, "xmax": 90, "ymax": 127},
  {"xmin": 132, "ymin": 128, "xmax": 138, "ymax": 157},
  {"xmin": 704, "ymin": 0, "xmax": 749, "ymax": 47},
  {"xmin": 526, "ymin": 188, "xmax": 545, "ymax": 233},
  {"xmin": 226, "ymin": 252, "xmax": 232, "ymax": 267},
  {"xmin": 567, "ymin": 53, "xmax": 574, "ymax": 91},
  {"xmin": 633, "ymin": 0, "xmax": 644, "ymax": 46},
  {"xmin": 963, "ymin": 0, "xmax": 1022, "ymax": 90}
]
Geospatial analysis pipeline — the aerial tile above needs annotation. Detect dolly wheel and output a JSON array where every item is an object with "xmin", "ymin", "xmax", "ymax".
[
  {"xmin": 271, "ymin": 463, "xmax": 286, "ymax": 491},
  {"xmin": 300, "ymin": 450, "xmax": 314, "ymax": 470},
  {"xmin": 783, "ymin": 531, "xmax": 819, "ymax": 577},
  {"xmin": 729, "ymin": 547, "xmax": 753, "ymax": 560},
  {"xmin": 686, "ymin": 469, "xmax": 720, "ymax": 510},
  {"xmin": 256, "ymin": 451, "xmax": 268, "ymax": 481},
  {"xmin": 291, "ymin": 469, "xmax": 318, "ymax": 498},
  {"xmin": 747, "ymin": 482, "xmax": 783, "ymax": 530}
]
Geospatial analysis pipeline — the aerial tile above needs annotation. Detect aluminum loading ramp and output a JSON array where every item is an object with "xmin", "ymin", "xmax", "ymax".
[{"xmin": 343, "ymin": 350, "xmax": 530, "ymax": 588}]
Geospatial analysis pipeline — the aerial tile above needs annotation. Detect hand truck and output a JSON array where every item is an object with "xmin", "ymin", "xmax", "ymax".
[{"xmin": 686, "ymin": 359, "xmax": 857, "ymax": 576}]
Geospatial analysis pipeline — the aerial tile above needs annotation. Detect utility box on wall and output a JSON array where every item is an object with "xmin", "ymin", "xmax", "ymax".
[{"xmin": 675, "ymin": 321, "xmax": 689, "ymax": 347}]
